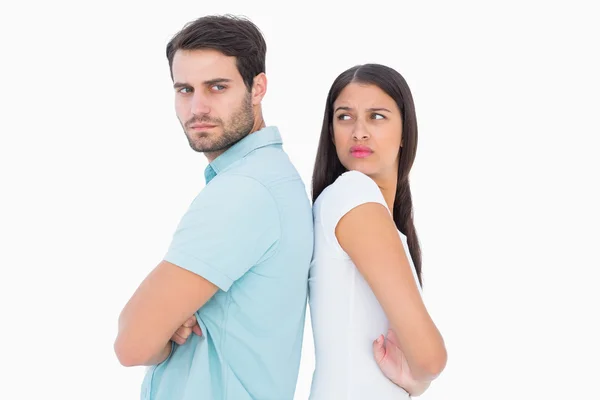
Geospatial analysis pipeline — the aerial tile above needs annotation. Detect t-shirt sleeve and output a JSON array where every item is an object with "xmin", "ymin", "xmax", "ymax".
[
  {"xmin": 163, "ymin": 173, "xmax": 280, "ymax": 291},
  {"xmin": 320, "ymin": 171, "xmax": 423, "ymax": 293},
  {"xmin": 319, "ymin": 170, "xmax": 390, "ymax": 252}
]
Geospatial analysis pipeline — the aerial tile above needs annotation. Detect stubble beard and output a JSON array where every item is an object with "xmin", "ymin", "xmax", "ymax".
[{"xmin": 183, "ymin": 92, "xmax": 254, "ymax": 154}]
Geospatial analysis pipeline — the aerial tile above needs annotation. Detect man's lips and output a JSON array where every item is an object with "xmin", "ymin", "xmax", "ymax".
[{"xmin": 189, "ymin": 123, "xmax": 216, "ymax": 130}]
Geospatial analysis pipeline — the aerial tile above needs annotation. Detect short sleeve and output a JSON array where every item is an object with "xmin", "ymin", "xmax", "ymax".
[
  {"xmin": 319, "ymin": 171, "xmax": 390, "ymax": 248},
  {"xmin": 164, "ymin": 173, "xmax": 280, "ymax": 291}
]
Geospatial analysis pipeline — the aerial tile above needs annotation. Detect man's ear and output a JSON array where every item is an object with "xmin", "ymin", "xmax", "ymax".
[{"xmin": 251, "ymin": 73, "xmax": 267, "ymax": 105}]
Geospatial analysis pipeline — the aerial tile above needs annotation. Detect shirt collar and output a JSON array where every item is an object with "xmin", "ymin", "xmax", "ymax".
[{"xmin": 204, "ymin": 126, "xmax": 282, "ymax": 183}]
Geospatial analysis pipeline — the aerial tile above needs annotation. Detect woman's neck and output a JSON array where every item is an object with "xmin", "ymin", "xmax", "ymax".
[{"xmin": 371, "ymin": 172, "xmax": 397, "ymax": 213}]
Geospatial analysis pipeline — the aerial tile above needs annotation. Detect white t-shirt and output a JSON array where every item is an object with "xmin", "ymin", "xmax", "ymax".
[{"xmin": 308, "ymin": 170, "xmax": 422, "ymax": 399}]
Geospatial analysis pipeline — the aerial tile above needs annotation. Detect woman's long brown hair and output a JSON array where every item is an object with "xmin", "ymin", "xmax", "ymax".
[{"xmin": 312, "ymin": 63, "xmax": 423, "ymax": 286}]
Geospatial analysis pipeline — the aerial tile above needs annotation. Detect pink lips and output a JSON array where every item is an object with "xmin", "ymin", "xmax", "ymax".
[{"xmin": 350, "ymin": 145, "xmax": 373, "ymax": 158}]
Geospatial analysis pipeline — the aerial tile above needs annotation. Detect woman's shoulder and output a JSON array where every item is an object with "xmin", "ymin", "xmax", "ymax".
[
  {"xmin": 335, "ymin": 170, "xmax": 377, "ymax": 187},
  {"xmin": 314, "ymin": 170, "xmax": 389, "ymax": 224},
  {"xmin": 317, "ymin": 170, "xmax": 380, "ymax": 203}
]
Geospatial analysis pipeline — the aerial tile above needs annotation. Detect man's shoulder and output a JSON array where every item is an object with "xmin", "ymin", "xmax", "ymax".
[{"xmin": 224, "ymin": 147, "xmax": 301, "ymax": 188}]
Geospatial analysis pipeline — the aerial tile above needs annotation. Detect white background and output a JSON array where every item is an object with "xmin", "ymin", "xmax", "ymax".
[{"xmin": 1, "ymin": 1, "xmax": 599, "ymax": 399}]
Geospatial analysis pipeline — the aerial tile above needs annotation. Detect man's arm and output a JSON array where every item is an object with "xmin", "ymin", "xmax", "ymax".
[
  {"xmin": 114, "ymin": 174, "xmax": 279, "ymax": 367},
  {"xmin": 114, "ymin": 260, "xmax": 218, "ymax": 367}
]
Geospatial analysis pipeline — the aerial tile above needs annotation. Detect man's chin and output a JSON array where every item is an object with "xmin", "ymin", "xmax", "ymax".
[
  {"xmin": 189, "ymin": 142, "xmax": 229, "ymax": 154},
  {"xmin": 186, "ymin": 136, "xmax": 218, "ymax": 152}
]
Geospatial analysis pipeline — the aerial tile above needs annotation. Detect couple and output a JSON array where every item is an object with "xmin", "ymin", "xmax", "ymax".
[{"xmin": 114, "ymin": 14, "xmax": 447, "ymax": 400}]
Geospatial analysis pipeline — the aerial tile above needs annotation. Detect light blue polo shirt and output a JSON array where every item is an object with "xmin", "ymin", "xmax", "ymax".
[{"xmin": 141, "ymin": 126, "xmax": 314, "ymax": 400}]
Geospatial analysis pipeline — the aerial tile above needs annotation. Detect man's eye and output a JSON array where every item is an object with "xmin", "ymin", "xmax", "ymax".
[
  {"xmin": 179, "ymin": 87, "xmax": 192, "ymax": 94},
  {"xmin": 211, "ymin": 85, "xmax": 226, "ymax": 91}
]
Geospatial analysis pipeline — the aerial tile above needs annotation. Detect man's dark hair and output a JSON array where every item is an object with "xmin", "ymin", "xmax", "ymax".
[{"xmin": 166, "ymin": 14, "xmax": 267, "ymax": 91}]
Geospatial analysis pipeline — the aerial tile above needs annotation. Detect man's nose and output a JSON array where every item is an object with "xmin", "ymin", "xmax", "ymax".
[{"xmin": 191, "ymin": 94, "xmax": 210, "ymax": 116}]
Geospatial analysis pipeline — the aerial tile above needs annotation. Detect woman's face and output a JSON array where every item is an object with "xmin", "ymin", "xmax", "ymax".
[{"xmin": 332, "ymin": 83, "xmax": 403, "ymax": 180}]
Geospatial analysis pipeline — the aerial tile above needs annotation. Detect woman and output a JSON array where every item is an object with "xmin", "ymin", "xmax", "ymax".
[{"xmin": 309, "ymin": 63, "xmax": 447, "ymax": 399}]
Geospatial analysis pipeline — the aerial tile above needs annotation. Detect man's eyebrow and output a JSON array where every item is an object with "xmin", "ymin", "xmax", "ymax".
[
  {"xmin": 203, "ymin": 78, "xmax": 232, "ymax": 86},
  {"xmin": 173, "ymin": 82, "xmax": 189, "ymax": 89},
  {"xmin": 173, "ymin": 78, "xmax": 233, "ymax": 89}
]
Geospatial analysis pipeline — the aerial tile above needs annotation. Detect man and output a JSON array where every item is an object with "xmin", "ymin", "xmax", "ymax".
[{"xmin": 114, "ymin": 15, "xmax": 314, "ymax": 400}]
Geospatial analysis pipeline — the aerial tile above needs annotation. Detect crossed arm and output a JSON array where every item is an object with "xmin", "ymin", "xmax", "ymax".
[
  {"xmin": 114, "ymin": 260, "xmax": 218, "ymax": 367},
  {"xmin": 336, "ymin": 202, "xmax": 447, "ymax": 385},
  {"xmin": 114, "ymin": 174, "xmax": 280, "ymax": 367}
]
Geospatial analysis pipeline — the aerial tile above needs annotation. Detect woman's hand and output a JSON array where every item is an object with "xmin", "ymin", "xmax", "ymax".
[{"xmin": 373, "ymin": 329, "xmax": 431, "ymax": 397}]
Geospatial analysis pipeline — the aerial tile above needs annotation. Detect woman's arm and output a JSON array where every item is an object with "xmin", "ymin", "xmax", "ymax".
[{"xmin": 336, "ymin": 202, "xmax": 447, "ymax": 382}]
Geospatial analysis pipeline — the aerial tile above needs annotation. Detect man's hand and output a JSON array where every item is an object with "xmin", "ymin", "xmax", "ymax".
[
  {"xmin": 373, "ymin": 328, "xmax": 431, "ymax": 397},
  {"xmin": 171, "ymin": 315, "xmax": 203, "ymax": 345}
]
